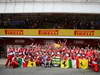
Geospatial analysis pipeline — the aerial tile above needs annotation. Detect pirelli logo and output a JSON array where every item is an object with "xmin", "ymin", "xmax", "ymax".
[
  {"xmin": 38, "ymin": 30, "xmax": 59, "ymax": 35},
  {"xmin": 74, "ymin": 30, "xmax": 95, "ymax": 36},
  {"xmin": 5, "ymin": 30, "xmax": 23, "ymax": 35}
]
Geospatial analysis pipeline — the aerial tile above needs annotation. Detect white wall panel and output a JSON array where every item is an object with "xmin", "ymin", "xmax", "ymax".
[
  {"xmin": 62, "ymin": 0, "xmax": 86, "ymax": 2},
  {"xmin": 24, "ymin": 0, "xmax": 33, "ymax": 2},
  {"xmin": 41, "ymin": 3, "xmax": 54, "ymax": 12},
  {"xmin": 14, "ymin": 3, "xmax": 24, "ymax": 13},
  {"xmin": 24, "ymin": 3, "xmax": 33, "ymax": 12},
  {"xmin": 1, "ymin": 0, "xmax": 100, "ymax": 3},
  {"xmin": 5, "ymin": 3, "xmax": 15, "ymax": 13},
  {"xmin": 0, "ymin": 3, "xmax": 100, "ymax": 13},
  {"xmin": 0, "ymin": 0, "xmax": 6, "ymax": 2},
  {"xmin": 6, "ymin": 0, "xmax": 15, "ymax": 2},
  {"xmin": 0, "ymin": 0, "xmax": 87, "ymax": 3},
  {"xmin": 15, "ymin": 0, "xmax": 25, "ymax": 2},
  {"xmin": 33, "ymin": 3, "xmax": 44, "ymax": 12},
  {"xmin": 0, "ymin": 3, "xmax": 6, "ymax": 13},
  {"xmin": 88, "ymin": 0, "xmax": 100, "ymax": 2}
]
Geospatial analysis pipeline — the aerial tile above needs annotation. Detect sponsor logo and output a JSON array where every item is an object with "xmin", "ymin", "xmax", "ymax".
[
  {"xmin": 74, "ymin": 30, "xmax": 95, "ymax": 36},
  {"xmin": 38, "ymin": 30, "xmax": 59, "ymax": 35},
  {"xmin": 5, "ymin": 30, "xmax": 23, "ymax": 35}
]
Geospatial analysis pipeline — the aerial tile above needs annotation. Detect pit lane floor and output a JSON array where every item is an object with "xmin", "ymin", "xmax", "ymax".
[{"xmin": 0, "ymin": 59, "xmax": 100, "ymax": 75}]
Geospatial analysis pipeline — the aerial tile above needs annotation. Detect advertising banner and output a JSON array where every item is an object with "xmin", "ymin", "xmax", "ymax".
[{"xmin": 0, "ymin": 29, "xmax": 100, "ymax": 37}]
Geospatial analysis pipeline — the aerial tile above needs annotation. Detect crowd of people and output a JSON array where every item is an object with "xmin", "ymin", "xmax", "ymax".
[
  {"xmin": 0, "ymin": 14, "xmax": 100, "ymax": 29},
  {"xmin": 5, "ymin": 41, "xmax": 100, "ymax": 72}
]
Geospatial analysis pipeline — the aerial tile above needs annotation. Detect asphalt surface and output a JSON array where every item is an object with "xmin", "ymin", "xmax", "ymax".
[{"xmin": 0, "ymin": 59, "xmax": 100, "ymax": 75}]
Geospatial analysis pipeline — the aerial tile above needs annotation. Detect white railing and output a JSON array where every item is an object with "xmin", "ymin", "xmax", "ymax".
[{"xmin": 0, "ymin": 36, "xmax": 100, "ymax": 39}]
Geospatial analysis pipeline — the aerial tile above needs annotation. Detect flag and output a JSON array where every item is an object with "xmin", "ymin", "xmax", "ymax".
[
  {"xmin": 18, "ymin": 58, "xmax": 22, "ymax": 68},
  {"xmin": 52, "ymin": 56, "xmax": 61, "ymax": 67},
  {"xmin": 60, "ymin": 60, "xmax": 68, "ymax": 68},
  {"xmin": 79, "ymin": 59, "xmax": 88, "ymax": 69},
  {"xmin": 76, "ymin": 58, "xmax": 79, "ymax": 68},
  {"xmin": 68, "ymin": 59, "xmax": 72, "ymax": 68},
  {"xmin": 27, "ymin": 61, "xmax": 36, "ymax": 67},
  {"xmin": 54, "ymin": 43, "xmax": 61, "ymax": 48},
  {"xmin": 60, "ymin": 59, "xmax": 72, "ymax": 68},
  {"xmin": 92, "ymin": 64, "xmax": 99, "ymax": 72},
  {"xmin": 22, "ymin": 62, "xmax": 27, "ymax": 68},
  {"xmin": 72, "ymin": 59, "xmax": 77, "ymax": 68}
]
